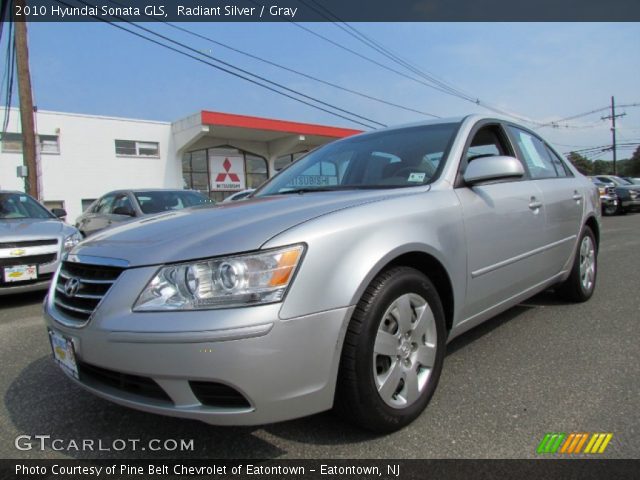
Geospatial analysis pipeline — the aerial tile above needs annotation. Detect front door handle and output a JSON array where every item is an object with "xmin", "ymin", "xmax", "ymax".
[{"xmin": 529, "ymin": 197, "xmax": 543, "ymax": 210}]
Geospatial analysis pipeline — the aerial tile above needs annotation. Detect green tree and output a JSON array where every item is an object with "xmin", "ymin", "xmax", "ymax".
[
  {"xmin": 592, "ymin": 160, "xmax": 611, "ymax": 175},
  {"xmin": 567, "ymin": 152, "xmax": 593, "ymax": 175},
  {"xmin": 628, "ymin": 146, "xmax": 640, "ymax": 176}
]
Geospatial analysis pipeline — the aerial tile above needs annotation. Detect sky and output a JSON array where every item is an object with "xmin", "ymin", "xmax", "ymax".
[{"xmin": 2, "ymin": 21, "xmax": 639, "ymax": 160}]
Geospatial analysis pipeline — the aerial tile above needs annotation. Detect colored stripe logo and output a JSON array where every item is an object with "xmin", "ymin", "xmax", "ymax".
[{"xmin": 537, "ymin": 433, "xmax": 612, "ymax": 454}]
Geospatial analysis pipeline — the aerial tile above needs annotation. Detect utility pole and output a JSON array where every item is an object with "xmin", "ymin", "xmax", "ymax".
[
  {"xmin": 13, "ymin": 0, "xmax": 39, "ymax": 198},
  {"xmin": 602, "ymin": 96, "xmax": 626, "ymax": 176}
]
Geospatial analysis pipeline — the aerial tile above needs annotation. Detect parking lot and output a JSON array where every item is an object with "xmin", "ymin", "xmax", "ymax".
[{"xmin": 1, "ymin": 214, "xmax": 638, "ymax": 460}]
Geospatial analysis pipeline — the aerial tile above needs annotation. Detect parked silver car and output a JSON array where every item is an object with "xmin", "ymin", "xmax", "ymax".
[
  {"xmin": 76, "ymin": 189, "xmax": 212, "ymax": 237},
  {"xmin": 43, "ymin": 115, "xmax": 600, "ymax": 432},
  {"xmin": 1, "ymin": 191, "xmax": 82, "ymax": 295}
]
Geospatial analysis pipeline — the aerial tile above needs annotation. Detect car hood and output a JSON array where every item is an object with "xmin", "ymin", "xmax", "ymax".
[
  {"xmin": 0, "ymin": 218, "xmax": 74, "ymax": 240},
  {"xmin": 74, "ymin": 189, "xmax": 419, "ymax": 267}
]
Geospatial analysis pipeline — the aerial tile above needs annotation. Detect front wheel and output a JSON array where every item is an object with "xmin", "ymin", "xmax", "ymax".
[
  {"xmin": 556, "ymin": 226, "xmax": 597, "ymax": 302},
  {"xmin": 334, "ymin": 267, "xmax": 446, "ymax": 433},
  {"xmin": 602, "ymin": 203, "xmax": 617, "ymax": 216}
]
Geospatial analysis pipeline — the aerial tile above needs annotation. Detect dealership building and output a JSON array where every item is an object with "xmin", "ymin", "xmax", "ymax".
[{"xmin": 0, "ymin": 107, "xmax": 361, "ymax": 221}]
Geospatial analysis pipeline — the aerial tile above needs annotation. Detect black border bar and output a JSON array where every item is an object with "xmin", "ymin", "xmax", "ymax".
[
  {"xmin": 3, "ymin": 459, "xmax": 640, "ymax": 480},
  {"xmin": 10, "ymin": 0, "xmax": 640, "ymax": 22}
]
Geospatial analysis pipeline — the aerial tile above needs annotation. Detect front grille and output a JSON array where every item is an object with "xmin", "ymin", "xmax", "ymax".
[
  {"xmin": 53, "ymin": 261, "xmax": 124, "ymax": 323},
  {"xmin": 78, "ymin": 361, "xmax": 171, "ymax": 403},
  {"xmin": 0, "ymin": 239, "xmax": 58, "ymax": 248},
  {"xmin": 605, "ymin": 186, "xmax": 616, "ymax": 196},
  {"xmin": 0, "ymin": 253, "xmax": 57, "ymax": 267},
  {"xmin": 190, "ymin": 381, "xmax": 251, "ymax": 408}
]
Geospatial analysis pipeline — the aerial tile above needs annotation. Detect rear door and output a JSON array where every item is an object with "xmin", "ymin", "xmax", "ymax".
[
  {"xmin": 455, "ymin": 122, "xmax": 549, "ymax": 320},
  {"xmin": 506, "ymin": 126, "xmax": 583, "ymax": 272}
]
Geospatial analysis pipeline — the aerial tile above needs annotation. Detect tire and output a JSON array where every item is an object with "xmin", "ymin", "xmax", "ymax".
[
  {"xmin": 556, "ymin": 226, "xmax": 597, "ymax": 302},
  {"xmin": 602, "ymin": 204, "xmax": 617, "ymax": 216},
  {"xmin": 334, "ymin": 266, "xmax": 446, "ymax": 433}
]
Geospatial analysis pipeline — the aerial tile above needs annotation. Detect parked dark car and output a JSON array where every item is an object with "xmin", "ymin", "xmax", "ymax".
[
  {"xmin": 592, "ymin": 175, "xmax": 640, "ymax": 214},
  {"xmin": 76, "ymin": 189, "xmax": 212, "ymax": 236},
  {"xmin": 589, "ymin": 178, "xmax": 619, "ymax": 216}
]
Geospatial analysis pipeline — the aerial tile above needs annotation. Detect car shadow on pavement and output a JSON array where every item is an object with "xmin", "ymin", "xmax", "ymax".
[
  {"xmin": 0, "ymin": 290, "xmax": 47, "ymax": 309},
  {"xmin": 4, "ymin": 289, "xmax": 565, "ymax": 457}
]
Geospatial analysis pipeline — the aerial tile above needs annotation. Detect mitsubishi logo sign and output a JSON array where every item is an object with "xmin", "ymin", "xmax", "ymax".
[
  {"xmin": 211, "ymin": 154, "xmax": 245, "ymax": 191},
  {"xmin": 216, "ymin": 158, "xmax": 240, "ymax": 183}
]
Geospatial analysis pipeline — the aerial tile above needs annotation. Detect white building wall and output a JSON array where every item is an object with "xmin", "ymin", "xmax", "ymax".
[{"xmin": 0, "ymin": 108, "xmax": 179, "ymax": 222}]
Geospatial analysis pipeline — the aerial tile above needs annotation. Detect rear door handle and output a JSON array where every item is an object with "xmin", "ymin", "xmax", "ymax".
[{"xmin": 572, "ymin": 192, "xmax": 582, "ymax": 201}]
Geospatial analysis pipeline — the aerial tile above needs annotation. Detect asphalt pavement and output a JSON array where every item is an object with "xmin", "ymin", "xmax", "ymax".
[{"xmin": 1, "ymin": 214, "xmax": 638, "ymax": 459}]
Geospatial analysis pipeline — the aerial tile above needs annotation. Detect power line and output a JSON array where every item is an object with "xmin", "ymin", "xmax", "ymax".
[
  {"xmin": 282, "ymin": 2, "xmax": 576, "ymax": 128},
  {"xmin": 538, "ymin": 102, "xmax": 640, "ymax": 128},
  {"xmin": 103, "ymin": 0, "xmax": 440, "ymax": 119},
  {"xmin": 56, "ymin": 0, "xmax": 386, "ymax": 130},
  {"xmin": 298, "ymin": 0, "xmax": 475, "ymax": 102}
]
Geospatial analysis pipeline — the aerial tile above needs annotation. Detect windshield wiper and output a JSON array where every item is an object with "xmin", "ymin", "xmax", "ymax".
[{"xmin": 275, "ymin": 187, "xmax": 337, "ymax": 195}]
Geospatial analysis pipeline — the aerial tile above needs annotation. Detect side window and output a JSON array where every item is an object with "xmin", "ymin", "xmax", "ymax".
[
  {"xmin": 545, "ymin": 146, "xmax": 571, "ymax": 177},
  {"xmin": 95, "ymin": 194, "xmax": 116, "ymax": 214},
  {"xmin": 466, "ymin": 125, "xmax": 509, "ymax": 162},
  {"xmin": 508, "ymin": 127, "xmax": 558, "ymax": 179},
  {"xmin": 111, "ymin": 194, "xmax": 133, "ymax": 214}
]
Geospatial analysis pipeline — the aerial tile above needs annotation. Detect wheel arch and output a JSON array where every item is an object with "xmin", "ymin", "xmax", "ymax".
[
  {"xmin": 584, "ymin": 215, "xmax": 600, "ymax": 251},
  {"xmin": 352, "ymin": 250, "xmax": 456, "ymax": 333}
]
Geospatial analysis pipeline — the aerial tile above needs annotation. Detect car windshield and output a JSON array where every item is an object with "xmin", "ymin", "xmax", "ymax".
[
  {"xmin": 607, "ymin": 176, "xmax": 630, "ymax": 186},
  {"xmin": 255, "ymin": 123, "xmax": 460, "ymax": 196},
  {"xmin": 134, "ymin": 191, "xmax": 211, "ymax": 214},
  {"xmin": 0, "ymin": 192, "xmax": 54, "ymax": 220}
]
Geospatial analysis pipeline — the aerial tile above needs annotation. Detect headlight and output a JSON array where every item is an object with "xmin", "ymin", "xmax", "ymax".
[
  {"xmin": 63, "ymin": 231, "xmax": 83, "ymax": 253},
  {"xmin": 133, "ymin": 244, "xmax": 305, "ymax": 311}
]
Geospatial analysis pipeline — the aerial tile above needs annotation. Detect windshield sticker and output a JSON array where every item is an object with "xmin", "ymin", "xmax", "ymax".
[{"xmin": 408, "ymin": 172, "xmax": 426, "ymax": 182}]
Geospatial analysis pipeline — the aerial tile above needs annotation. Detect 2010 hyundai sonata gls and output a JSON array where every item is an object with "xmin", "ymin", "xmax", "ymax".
[{"xmin": 43, "ymin": 115, "xmax": 600, "ymax": 432}]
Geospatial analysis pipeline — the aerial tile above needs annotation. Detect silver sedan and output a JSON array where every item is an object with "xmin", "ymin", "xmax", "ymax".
[
  {"xmin": 43, "ymin": 115, "xmax": 600, "ymax": 432},
  {"xmin": 1, "ymin": 191, "xmax": 82, "ymax": 296}
]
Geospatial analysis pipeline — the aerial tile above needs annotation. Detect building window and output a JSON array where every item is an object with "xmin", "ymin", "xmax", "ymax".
[
  {"xmin": 182, "ymin": 150, "xmax": 211, "ymax": 196},
  {"xmin": 246, "ymin": 154, "xmax": 268, "ymax": 189},
  {"xmin": 1, "ymin": 133, "xmax": 22, "ymax": 153},
  {"xmin": 43, "ymin": 200, "xmax": 65, "ymax": 211},
  {"xmin": 274, "ymin": 151, "xmax": 308, "ymax": 172},
  {"xmin": 115, "ymin": 140, "xmax": 160, "ymax": 157},
  {"xmin": 1, "ymin": 132, "xmax": 60, "ymax": 154},
  {"xmin": 39, "ymin": 135, "xmax": 60, "ymax": 154},
  {"xmin": 81, "ymin": 198, "xmax": 97, "ymax": 212}
]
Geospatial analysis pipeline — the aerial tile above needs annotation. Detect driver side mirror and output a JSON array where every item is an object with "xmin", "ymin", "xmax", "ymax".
[
  {"xmin": 112, "ymin": 206, "xmax": 135, "ymax": 217},
  {"xmin": 463, "ymin": 156, "xmax": 524, "ymax": 185},
  {"xmin": 51, "ymin": 208, "xmax": 67, "ymax": 218}
]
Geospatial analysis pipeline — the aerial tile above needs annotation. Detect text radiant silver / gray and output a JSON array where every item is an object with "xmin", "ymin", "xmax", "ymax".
[{"xmin": 43, "ymin": 115, "xmax": 600, "ymax": 432}]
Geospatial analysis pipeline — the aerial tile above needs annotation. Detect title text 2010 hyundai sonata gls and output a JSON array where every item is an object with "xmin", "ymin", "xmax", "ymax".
[{"xmin": 43, "ymin": 115, "xmax": 600, "ymax": 432}]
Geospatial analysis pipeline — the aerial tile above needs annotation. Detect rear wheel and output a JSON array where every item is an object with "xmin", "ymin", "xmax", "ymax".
[
  {"xmin": 335, "ymin": 267, "xmax": 446, "ymax": 433},
  {"xmin": 556, "ymin": 226, "xmax": 597, "ymax": 302}
]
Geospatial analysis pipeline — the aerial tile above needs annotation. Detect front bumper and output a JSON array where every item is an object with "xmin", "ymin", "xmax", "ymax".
[
  {"xmin": 0, "ymin": 259, "xmax": 59, "ymax": 296},
  {"xmin": 621, "ymin": 197, "xmax": 640, "ymax": 210},
  {"xmin": 44, "ymin": 285, "xmax": 352, "ymax": 425}
]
